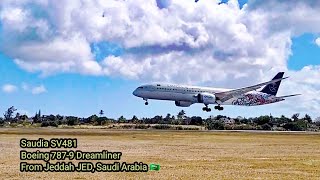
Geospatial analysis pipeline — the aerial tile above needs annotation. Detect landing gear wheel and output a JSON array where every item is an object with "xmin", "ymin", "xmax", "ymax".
[
  {"xmin": 145, "ymin": 102, "xmax": 149, "ymax": 105},
  {"xmin": 214, "ymin": 106, "xmax": 224, "ymax": 111},
  {"xmin": 202, "ymin": 105, "xmax": 211, "ymax": 112}
]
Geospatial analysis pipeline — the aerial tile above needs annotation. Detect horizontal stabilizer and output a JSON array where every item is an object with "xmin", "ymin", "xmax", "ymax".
[{"xmin": 277, "ymin": 94, "xmax": 302, "ymax": 99}]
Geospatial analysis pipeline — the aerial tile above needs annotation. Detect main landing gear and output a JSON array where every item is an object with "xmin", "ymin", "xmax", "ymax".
[
  {"xmin": 202, "ymin": 105, "xmax": 211, "ymax": 112},
  {"xmin": 203, "ymin": 104, "xmax": 224, "ymax": 112},
  {"xmin": 214, "ymin": 105, "xmax": 224, "ymax": 111}
]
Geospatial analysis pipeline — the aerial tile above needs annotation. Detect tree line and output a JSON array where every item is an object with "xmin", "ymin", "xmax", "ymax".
[{"xmin": 0, "ymin": 106, "xmax": 319, "ymax": 131}]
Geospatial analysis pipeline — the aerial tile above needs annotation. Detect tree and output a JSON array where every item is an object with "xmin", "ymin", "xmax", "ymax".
[
  {"xmin": 66, "ymin": 116, "xmax": 79, "ymax": 126},
  {"xmin": 254, "ymin": 115, "xmax": 270, "ymax": 125},
  {"xmin": 261, "ymin": 123, "xmax": 272, "ymax": 130},
  {"xmin": 205, "ymin": 119, "xmax": 224, "ymax": 130},
  {"xmin": 177, "ymin": 110, "xmax": 186, "ymax": 119},
  {"xmin": 20, "ymin": 114, "xmax": 28, "ymax": 121},
  {"xmin": 283, "ymin": 121, "xmax": 307, "ymax": 131},
  {"xmin": 33, "ymin": 110, "xmax": 42, "ymax": 123},
  {"xmin": 118, "ymin": 116, "xmax": 126, "ymax": 123},
  {"xmin": 278, "ymin": 115, "xmax": 291, "ymax": 124},
  {"xmin": 0, "ymin": 117, "xmax": 4, "ymax": 126},
  {"xmin": 4, "ymin": 106, "xmax": 17, "ymax": 122},
  {"xmin": 291, "ymin": 113, "xmax": 300, "ymax": 121},
  {"xmin": 99, "ymin": 110, "xmax": 104, "ymax": 117},
  {"xmin": 315, "ymin": 117, "xmax": 320, "ymax": 126},
  {"xmin": 15, "ymin": 112, "xmax": 20, "ymax": 121},
  {"xmin": 131, "ymin": 115, "xmax": 139, "ymax": 123},
  {"xmin": 87, "ymin": 114, "xmax": 98, "ymax": 124},
  {"xmin": 303, "ymin": 114, "xmax": 312, "ymax": 123},
  {"xmin": 190, "ymin": 116, "xmax": 203, "ymax": 126}
]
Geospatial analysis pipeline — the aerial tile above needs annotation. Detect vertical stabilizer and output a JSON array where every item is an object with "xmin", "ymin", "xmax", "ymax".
[{"xmin": 260, "ymin": 72, "xmax": 284, "ymax": 96}]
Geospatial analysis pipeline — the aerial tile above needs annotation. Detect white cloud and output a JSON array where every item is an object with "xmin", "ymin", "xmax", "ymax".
[
  {"xmin": 2, "ymin": 84, "xmax": 18, "ymax": 93},
  {"xmin": 31, "ymin": 85, "xmax": 47, "ymax": 95},
  {"xmin": 21, "ymin": 83, "xmax": 29, "ymax": 91},
  {"xmin": 0, "ymin": 0, "xmax": 320, "ymax": 116},
  {"xmin": 21, "ymin": 83, "xmax": 47, "ymax": 95},
  {"xmin": 315, "ymin": 37, "xmax": 320, "ymax": 47}
]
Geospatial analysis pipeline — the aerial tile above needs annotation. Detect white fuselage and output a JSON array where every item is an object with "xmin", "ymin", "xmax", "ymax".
[{"xmin": 133, "ymin": 84, "xmax": 284, "ymax": 107}]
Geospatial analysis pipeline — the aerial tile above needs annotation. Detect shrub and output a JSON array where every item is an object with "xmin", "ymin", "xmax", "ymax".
[
  {"xmin": 121, "ymin": 125, "xmax": 135, "ymax": 129},
  {"xmin": 283, "ymin": 121, "xmax": 307, "ymax": 131},
  {"xmin": 182, "ymin": 127, "xmax": 199, "ymax": 130},
  {"xmin": 135, "ymin": 124, "xmax": 149, "ymax": 129},
  {"xmin": 206, "ymin": 121, "xmax": 225, "ymax": 130},
  {"xmin": 261, "ymin": 123, "xmax": 272, "ymax": 130},
  {"xmin": 153, "ymin": 124, "xmax": 171, "ymax": 129},
  {"xmin": 41, "ymin": 121, "xmax": 58, "ymax": 127}
]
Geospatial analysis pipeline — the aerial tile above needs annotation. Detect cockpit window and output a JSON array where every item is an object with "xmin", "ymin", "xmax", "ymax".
[
  {"xmin": 157, "ymin": 84, "xmax": 160, "ymax": 86},
  {"xmin": 138, "ymin": 87, "xmax": 143, "ymax": 89}
]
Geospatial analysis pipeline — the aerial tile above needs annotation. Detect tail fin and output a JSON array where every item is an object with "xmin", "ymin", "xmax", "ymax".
[{"xmin": 260, "ymin": 72, "xmax": 284, "ymax": 96}]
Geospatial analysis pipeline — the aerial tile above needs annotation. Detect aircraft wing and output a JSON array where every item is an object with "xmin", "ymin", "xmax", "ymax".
[{"xmin": 215, "ymin": 77, "xmax": 289, "ymax": 103}]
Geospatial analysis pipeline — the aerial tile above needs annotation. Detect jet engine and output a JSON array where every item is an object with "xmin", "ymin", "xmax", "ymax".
[
  {"xmin": 197, "ymin": 93, "xmax": 216, "ymax": 104},
  {"xmin": 175, "ymin": 101, "xmax": 193, "ymax": 107}
]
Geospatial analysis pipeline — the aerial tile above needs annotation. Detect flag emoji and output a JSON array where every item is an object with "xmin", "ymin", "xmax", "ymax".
[{"xmin": 149, "ymin": 164, "xmax": 160, "ymax": 171}]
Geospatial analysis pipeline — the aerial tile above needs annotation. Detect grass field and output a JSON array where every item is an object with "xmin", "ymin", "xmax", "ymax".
[{"xmin": 0, "ymin": 128, "xmax": 320, "ymax": 179}]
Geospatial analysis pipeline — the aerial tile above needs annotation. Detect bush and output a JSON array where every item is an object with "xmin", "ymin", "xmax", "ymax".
[
  {"xmin": 261, "ymin": 123, "xmax": 272, "ymax": 130},
  {"xmin": 121, "ymin": 125, "xmax": 135, "ymax": 129},
  {"xmin": 233, "ymin": 124, "xmax": 257, "ymax": 130},
  {"xmin": 0, "ymin": 119, "xmax": 4, "ymax": 126},
  {"xmin": 67, "ymin": 117, "xmax": 79, "ymax": 126},
  {"xmin": 41, "ymin": 121, "xmax": 58, "ymax": 127},
  {"xmin": 182, "ymin": 127, "xmax": 199, "ymax": 130},
  {"xmin": 135, "ymin": 124, "xmax": 149, "ymax": 129},
  {"xmin": 153, "ymin": 124, "xmax": 171, "ymax": 129},
  {"xmin": 206, "ymin": 121, "xmax": 225, "ymax": 130},
  {"xmin": 283, "ymin": 120, "xmax": 307, "ymax": 131}
]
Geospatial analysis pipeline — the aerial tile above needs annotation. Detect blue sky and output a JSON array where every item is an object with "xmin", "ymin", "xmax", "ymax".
[
  {"xmin": 0, "ymin": 0, "xmax": 319, "ymax": 119},
  {"xmin": 288, "ymin": 33, "xmax": 320, "ymax": 70}
]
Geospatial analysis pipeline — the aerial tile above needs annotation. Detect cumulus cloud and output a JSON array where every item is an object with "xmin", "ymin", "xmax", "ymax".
[
  {"xmin": 0, "ymin": 0, "xmax": 320, "ymax": 115},
  {"xmin": 21, "ymin": 83, "xmax": 47, "ymax": 95},
  {"xmin": 315, "ymin": 37, "xmax": 320, "ymax": 47},
  {"xmin": 2, "ymin": 84, "xmax": 18, "ymax": 93},
  {"xmin": 31, "ymin": 85, "xmax": 47, "ymax": 95}
]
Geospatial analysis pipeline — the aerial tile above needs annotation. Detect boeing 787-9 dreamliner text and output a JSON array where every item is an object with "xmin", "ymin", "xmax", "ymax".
[{"xmin": 133, "ymin": 72, "xmax": 300, "ymax": 112}]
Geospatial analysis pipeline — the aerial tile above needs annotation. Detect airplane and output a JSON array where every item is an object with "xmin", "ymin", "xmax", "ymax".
[{"xmin": 132, "ymin": 72, "xmax": 301, "ymax": 112}]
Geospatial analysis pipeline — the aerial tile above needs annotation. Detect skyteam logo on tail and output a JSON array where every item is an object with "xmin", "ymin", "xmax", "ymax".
[
  {"xmin": 269, "ymin": 83, "xmax": 278, "ymax": 93},
  {"xmin": 260, "ymin": 72, "xmax": 284, "ymax": 96}
]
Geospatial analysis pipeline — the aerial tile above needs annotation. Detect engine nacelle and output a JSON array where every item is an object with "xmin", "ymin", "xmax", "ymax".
[
  {"xmin": 197, "ymin": 93, "xmax": 216, "ymax": 104},
  {"xmin": 175, "ymin": 101, "xmax": 193, "ymax": 107}
]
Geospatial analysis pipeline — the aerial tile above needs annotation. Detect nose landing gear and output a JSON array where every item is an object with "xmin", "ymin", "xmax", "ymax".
[{"xmin": 143, "ymin": 98, "xmax": 148, "ymax": 105}]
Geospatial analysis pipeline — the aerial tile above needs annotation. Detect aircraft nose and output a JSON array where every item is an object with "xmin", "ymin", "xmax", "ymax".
[{"xmin": 132, "ymin": 89, "xmax": 138, "ymax": 96}]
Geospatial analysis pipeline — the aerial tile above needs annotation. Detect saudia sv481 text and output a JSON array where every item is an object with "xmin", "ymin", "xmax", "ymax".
[{"xmin": 20, "ymin": 138, "xmax": 77, "ymax": 148}]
